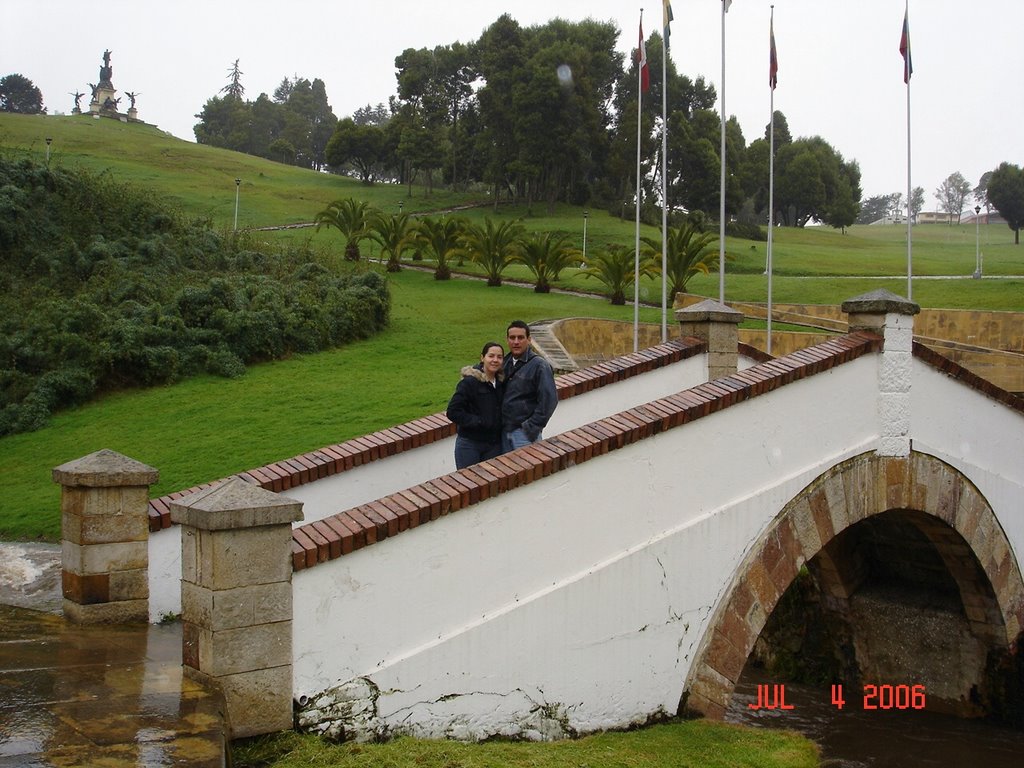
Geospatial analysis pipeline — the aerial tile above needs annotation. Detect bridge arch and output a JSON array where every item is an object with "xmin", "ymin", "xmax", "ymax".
[{"xmin": 684, "ymin": 450, "xmax": 1024, "ymax": 719}]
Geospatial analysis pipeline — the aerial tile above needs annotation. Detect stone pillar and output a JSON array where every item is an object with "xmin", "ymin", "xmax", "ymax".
[
  {"xmin": 841, "ymin": 289, "xmax": 920, "ymax": 457},
  {"xmin": 53, "ymin": 449, "xmax": 159, "ymax": 624},
  {"xmin": 171, "ymin": 477, "xmax": 304, "ymax": 738},
  {"xmin": 675, "ymin": 298, "xmax": 745, "ymax": 381}
]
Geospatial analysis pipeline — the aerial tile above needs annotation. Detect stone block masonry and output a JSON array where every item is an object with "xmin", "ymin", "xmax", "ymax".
[
  {"xmin": 53, "ymin": 449, "xmax": 159, "ymax": 623},
  {"xmin": 171, "ymin": 477, "xmax": 304, "ymax": 738}
]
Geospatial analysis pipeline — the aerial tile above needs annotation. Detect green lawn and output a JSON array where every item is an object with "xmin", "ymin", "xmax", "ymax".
[
  {"xmin": 1, "ymin": 111, "xmax": 1022, "ymax": 540},
  {"xmin": 0, "ymin": 270, "xmax": 664, "ymax": 540},
  {"xmin": 232, "ymin": 720, "xmax": 818, "ymax": 768}
]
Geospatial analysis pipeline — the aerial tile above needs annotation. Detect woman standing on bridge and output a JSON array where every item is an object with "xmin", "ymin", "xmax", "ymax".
[{"xmin": 446, "ymin": 341, "xmax": 505, "ymax": 469}]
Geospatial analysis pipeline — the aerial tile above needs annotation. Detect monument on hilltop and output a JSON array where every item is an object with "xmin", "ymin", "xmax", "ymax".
[{"xmin": 85, "ymin": 49, "xmax": 141, "ymax": 123}]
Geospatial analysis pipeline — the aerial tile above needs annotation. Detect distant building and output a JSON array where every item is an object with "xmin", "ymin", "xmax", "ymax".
[{"xmin": 917, "ymin": 210, "xmax": 1005, "ymax": 225}]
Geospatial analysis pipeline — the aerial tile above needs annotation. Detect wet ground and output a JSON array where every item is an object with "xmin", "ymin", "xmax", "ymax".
[{"xmin": 0, "ymin": 542, "xmax": 226, "ymax": 767}]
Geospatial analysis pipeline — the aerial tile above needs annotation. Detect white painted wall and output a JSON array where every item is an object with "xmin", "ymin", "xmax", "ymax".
[
  {"xmin": 910, "ymin": 360, "xmax": 1024, "ymax": 568},
  {"xmin": 147, "ymin": 353, "xmax": 710, "ymax": 621},
  {"xmin": 292, "ymin": 357, "xmax": 882, "ymax": 740}
]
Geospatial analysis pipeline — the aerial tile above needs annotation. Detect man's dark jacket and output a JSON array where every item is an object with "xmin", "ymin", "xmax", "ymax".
[{"xmin": 501, "ymin": 348, "xmax": 557, "ymax": 441}]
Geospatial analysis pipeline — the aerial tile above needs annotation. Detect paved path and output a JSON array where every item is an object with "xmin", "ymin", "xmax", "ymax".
[{"xmin": 0, "ymin": 545, "xmax": 226, "ymax": 767}]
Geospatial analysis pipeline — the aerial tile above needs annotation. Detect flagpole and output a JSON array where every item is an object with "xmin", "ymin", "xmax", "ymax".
[
  {"xmin": 634, "ymin": 9, "xmax": 645, "ymax": 353},
  {"xmin": 902, "ymin": 0, "xmax": 913, "ymax": 300},
  {"xmin": 718, "ymin": 0, "xmax": 728, "ymax": 303},
  {"xmin": 767, "ymin": 6, "xmax": 776, "ymax": 356},
  {"xmin": 660, "ymin": 20, "xmax": 669, "ymax": 342}
]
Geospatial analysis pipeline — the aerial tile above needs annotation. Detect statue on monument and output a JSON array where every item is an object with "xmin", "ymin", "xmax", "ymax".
[
  {"xmin": 70, "ymin": 91, "xmax": 84, "ymax": 114},
  {"xmin": 125, "ymin": 91, "xmax": 140, "ymax": 109},
  {"xmin": 98, "ymin": 49, "xmax": 113, "ymax": 87}
]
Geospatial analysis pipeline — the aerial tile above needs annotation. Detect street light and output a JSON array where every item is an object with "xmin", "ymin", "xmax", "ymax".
[
  {"xmin": 398, "ymin": 200, "xmax": 404, "ymax": 216},
  {"xmin": 582, "ymin": 210, "xmax": 589, "ymax": 263},
  {"xmin": 233, "ymin": 178, "xmax": 241, "ymax": 231},
  {"xmin": 45, "ymin": 137, "xmax": 52, "ymax": 163},
  {"xmin": 974, "ymin": 205, "xmax": 982, "ymax": 278}
]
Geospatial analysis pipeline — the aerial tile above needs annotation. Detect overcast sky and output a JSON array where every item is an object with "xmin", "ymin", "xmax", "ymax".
[{"xmin": 5, "ymin": 1, "xmax": 1021, "ymax": 210}]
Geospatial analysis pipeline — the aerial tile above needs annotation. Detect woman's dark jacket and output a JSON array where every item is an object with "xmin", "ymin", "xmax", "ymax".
[{"xmin": 445, "ymin": 364, "xmax": 504, "ymax": 444}]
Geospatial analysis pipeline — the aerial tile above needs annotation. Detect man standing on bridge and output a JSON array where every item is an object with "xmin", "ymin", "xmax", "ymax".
[{"xmin": 501, "ymin": 320, "xmax": 557, "ymax": 452}]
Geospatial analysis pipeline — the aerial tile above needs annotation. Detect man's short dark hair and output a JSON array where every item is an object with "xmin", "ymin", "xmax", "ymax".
[{"xmin": 507, "ymin": 320, "xmax": 530, "ymax": 338}]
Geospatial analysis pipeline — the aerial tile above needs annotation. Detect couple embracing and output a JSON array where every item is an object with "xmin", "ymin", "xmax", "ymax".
[{"xmin": 445, "ymin": 320, "xmax": 558, "ymax": 470}]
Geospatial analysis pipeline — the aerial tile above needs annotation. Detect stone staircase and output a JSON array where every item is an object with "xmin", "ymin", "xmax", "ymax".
[{"xmin": 527, "ymin": 319, "xmax": 578, "ymax": 373}]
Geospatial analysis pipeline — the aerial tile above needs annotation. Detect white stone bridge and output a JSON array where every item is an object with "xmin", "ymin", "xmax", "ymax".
[{"xmin": 76, "ymin": 290, "xmax": 1023, "ymax": 740}]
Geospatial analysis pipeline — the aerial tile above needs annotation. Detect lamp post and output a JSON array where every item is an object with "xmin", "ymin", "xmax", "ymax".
[
  {"xmin": 973, "ymin": 205, "xmax": 981, "ymax": 278},
  {"xmin": 398, "ymin": 200, "xmax": 403, "ymax": 216},
  {"xmin": 233, "ymin": 178, "xmax": 241, "ymax": 231},
  {"xmin": 45, "ymin": 137, "xmax": 52, "ymax": 163},
  {"xmin": 582, "ymin": 210, "xmax": 589, "ymax": 263}
]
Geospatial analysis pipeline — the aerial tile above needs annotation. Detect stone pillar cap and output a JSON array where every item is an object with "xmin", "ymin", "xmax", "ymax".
[
  {"xmin": 52, "ymin": 448, "xmax": 159, "ymax": 487},
  {"xmin": 841, "ymin": 289, "xmax": 920, "ymax": 316},
  {"xmin": 170, "ymin": 476, "xmax": 304, "ymax": 530},
  {"xmin": 674, "ymin": 299, "xmax": 744, "ymax": 324}
]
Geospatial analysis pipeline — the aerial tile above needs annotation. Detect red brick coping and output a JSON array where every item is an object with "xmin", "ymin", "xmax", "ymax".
[
  {"xmin": 147, "ymin": 338, "xmax": 705, "ymax": 532},
  {"xmin": 288, "ymin": 332, "xmax": 885, "ymax": 571}
]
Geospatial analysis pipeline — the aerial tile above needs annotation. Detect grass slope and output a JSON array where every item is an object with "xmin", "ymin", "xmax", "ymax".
[{"xmin": 1, "ymin": 113, "xmax": 1022, "ymax": 540}]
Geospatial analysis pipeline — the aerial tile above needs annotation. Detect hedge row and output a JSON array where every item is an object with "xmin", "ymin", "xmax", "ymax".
[{"xmin": 0, "ymin": 156, "xmax": 390, "ymax": 435}]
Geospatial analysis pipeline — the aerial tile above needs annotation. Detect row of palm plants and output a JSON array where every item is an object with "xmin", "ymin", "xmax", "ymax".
[{"xmin": 313, "ymin": 198, "xmax": 720, "ymax": 303}]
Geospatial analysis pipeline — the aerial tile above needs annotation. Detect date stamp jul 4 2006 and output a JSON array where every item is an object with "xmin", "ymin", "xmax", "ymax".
[{"xmin": 748, "ymin": 683, "xmax": 927, "ymax": 712}]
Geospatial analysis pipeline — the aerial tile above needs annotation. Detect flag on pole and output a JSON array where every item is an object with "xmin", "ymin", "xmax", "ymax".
[
  {"xmin": 769, "ymin": 16, "xmax": 778, "ymax": 89},
  {"xmin": 723, "ymin": 0, "xmax": 733, "ymax": 12},
  {"xmin": 637, "ymin": 22, "xmax": 650, "ymax": 92},
  {"xmin": 899, "ymin": 8, "xmax": 913, "ymax": 83},
  {"xmin": 663, "ymin": 0, "xmax": 674, "ymax": 49}
]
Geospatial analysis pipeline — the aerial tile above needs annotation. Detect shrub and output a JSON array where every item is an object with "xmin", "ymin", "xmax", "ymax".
[{"xmin": 0, "ymin": 156, "xmax": 392, "ymax": 435}]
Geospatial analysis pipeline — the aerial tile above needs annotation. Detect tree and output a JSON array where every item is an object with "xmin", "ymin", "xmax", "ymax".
[
  {"xmin": 515, "ymin": 232, "xmax": 578, "ymax": 292},
  {"xmin": 910, "ymin": 186, "xmax": 925, "ymax": 222},
  {"xmin": 325, "ymin": 118, "xmax": 387, "ymax": 183},
  {"xmin": 641, "ymin": 222, "xmax": 716, "ymax": 299},
  {"xmin": 366, "ymin": 212, "xmax": 417, "ymax": 272},
  {"xmin": 352, "ymin": 103, "xmax": 390, "ymax": 126},
  {"xmin": 221, "ymin": 60, "xmax": 245, "ymax": 100},
  {"xmin": 823, "ymin": 175, "xmax": 860, "ymax": 232},
  {"xmin": 314, "ymin": 198, "xmax": 373, "ymax": 261},
  {"xmin": 394, "ymin": 43, "xmax": 476, "ymax": 188},
  {"xmin": 582, "ymin": 245, "xmax": 655, "ymax": 305},
  {"xmin": 413, "ymin": 216, "xmax": 466, "ymax": 280},
  {"xmin": 935, "ymin": 172, "xmax": 972, "ymax": 224},
  {"xmin": 764, "ymin": 110, "xmax": 792, "ymax": 149},
  {"xmin": 267, "ymin": 138, "xmax": 296, "ymax": 164},
  {"xmin": 986, "ymin": 162, "xmax": 1024, "ymax": 244},
  {"xmin": 0, "ymin": 74, "xmax": 45, "ymax": 114},
  {"xmin": 193, "ymin": 95, "xmax": 251, "ymax": 149},
  {"xmin": 856, "ymin": 194, "xmax": 895, "ymax": 224},
  {"xmin": 974, "ymin": 171, "xmax": 994, "ymax": 218},
  {"xmin": 773, "ymin": 137, "xmax": 861, "ymax": 227},
  {"xmin": 460, "ymin": 218, "xmax": 524, "ymax": 286}
]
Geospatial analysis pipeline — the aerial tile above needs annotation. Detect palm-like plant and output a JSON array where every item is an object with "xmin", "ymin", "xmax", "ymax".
[
  {"xmin": 641, "ymin": 222, "xmax": 718, "ymax": 301},
  {"xmin": 515, "ymin": 231, "xmax": 579, "ymax": 293},
  {"xmin": 366, "ymin": 212, "xmax": 417, "ymax": 272},
  {"xmin": 314, "ymin": 198, "xmax": 372, "ymax": 261},
  {"xmin": 460, "ymin": 218, "xmax": 525, "ymax": 287},
  {"xmin": 581, "ymin": 244, "xmax": 657, "ymax": 305},
  {"xmin": 413, "ymin": 216, "xmax": 466, "ymax": 280}
]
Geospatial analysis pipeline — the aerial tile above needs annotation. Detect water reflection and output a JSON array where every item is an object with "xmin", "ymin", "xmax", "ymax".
[{"xmin": 726, "ymin": 670, "xmax": 1024, "ymax": 767}]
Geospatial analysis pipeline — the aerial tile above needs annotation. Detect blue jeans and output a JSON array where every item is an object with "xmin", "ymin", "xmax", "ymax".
[
  {"xmin": 454, "ymin": 435, "xmax": 502, "ymax": 469},
  {"xmin": 502, "ymin": 428, "xmax": 539, "ymax": 453}
]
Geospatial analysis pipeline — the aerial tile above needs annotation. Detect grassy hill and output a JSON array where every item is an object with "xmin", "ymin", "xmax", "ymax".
[{"xmin": 1, "ymin": 112, "xmax": 1022, "ymax": 540}]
